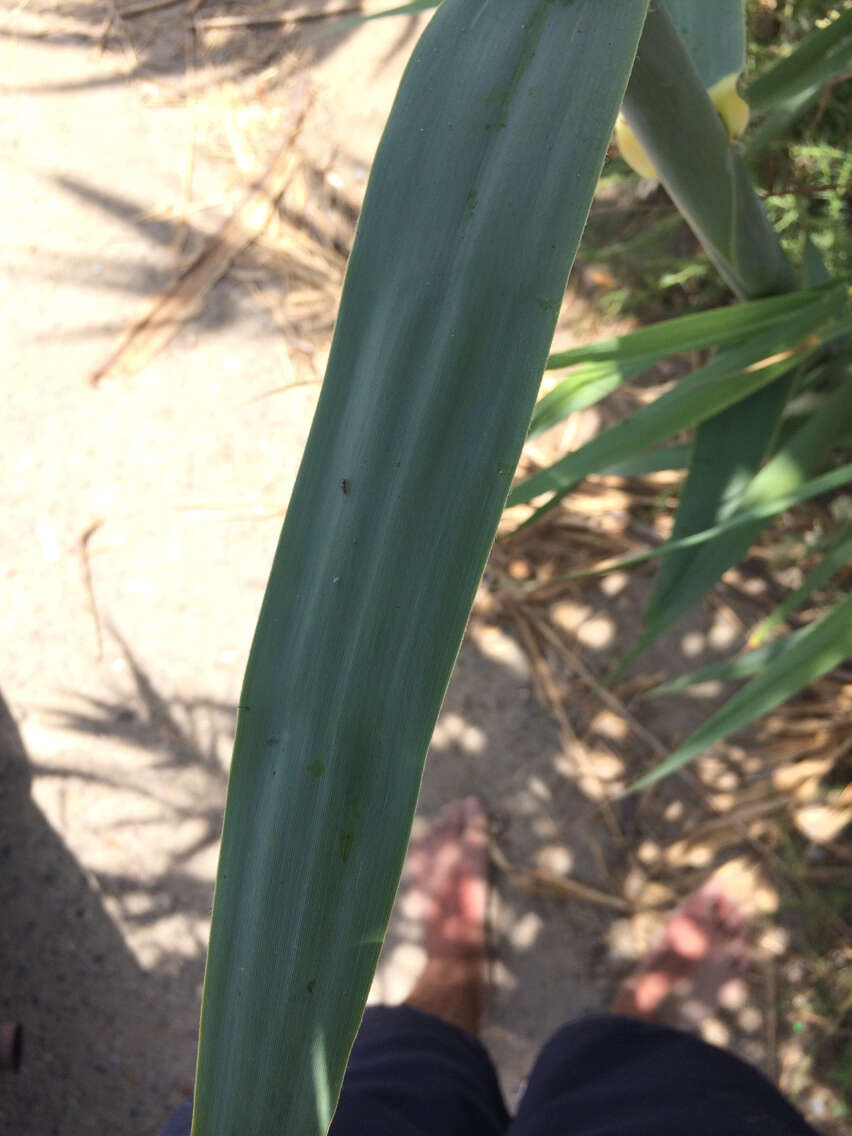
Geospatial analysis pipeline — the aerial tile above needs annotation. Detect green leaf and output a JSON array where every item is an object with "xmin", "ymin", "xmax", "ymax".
[
  {"xmin": 750, "ymin": 520, "xmax": 852, "ymax": 647},
  {"xmin": 803, "ymin": 237, "xmax": 832, "ymax": 288},
  {"xmin": 662, "ymin": 0, "xmax": 745, "ymax": 89},
  {"xmin": 603, "ymin": 444, "xmax": 692, "ymax": 478},
  {"xmin": 616, "ymin": 5, "xmax": 840, "ymax": 687},
  {"xmin": 743, "ymin": 6, "xmax": 852, "ymax": 160},
  {"xmin": 545, "ymin": 286, "xmax": 835, "ymax": 371},
  {"xmin": 647, "ymin": 630, "xmax": 807, "ymax": 695},
  {"xmin": 529, "ymin": 359, "xmax": 646, "ymax": 439},
  {"xmin": 642, "ymin": 308, "xmax": 847, "ymax": 643},
  {"xmin": 745, "ymin": 33, "xmax": 852, "ymax": 160},
  {"xmin": 501, "ymin": 442, "xmax": 689, "ymax": 546},
  {"xmin": 191, "ymin": 3, "xmax": 650, "ymax": 1134},
  {"xmin": 639, "ymin": 374, "xmax": 852, "ymax": 643},
  {"xmin": 643, "ymin": 367, "xmax": 796, "ymax": 631},
  {"xmin": 563, "ymin": 462, "xmax": 852, "ymax": 578},
  {"xmin": 509, "ymin": 291, "xmax": 840, "ymax": 512},
  {"xmin": 746, "ymin": 8, "xmax": 852, "ymax": 113},
  {"xmin": 512, "ymin": 351, "xmax": 814, "ymax": 531},
  {"xmin": 530, "ymin": 286, "xmax": 837, "ymax": 440},
  {"xmin": 641, "ymin": 303, "xmax": 847, "ymax": 657},
  {"xmin": 627, "ymin": 589, "xmax": 852, "ymax": 792}
]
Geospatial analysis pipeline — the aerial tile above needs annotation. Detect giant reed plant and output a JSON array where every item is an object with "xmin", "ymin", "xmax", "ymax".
[{"xmin": 190, "ymin": 3, "xmax": 852, "ymax": 1132}]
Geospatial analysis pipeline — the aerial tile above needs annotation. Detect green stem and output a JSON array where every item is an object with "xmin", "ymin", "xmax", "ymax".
[{"xmin": 622, "ymin": 2, "xmax": 797, "ymax": 300}]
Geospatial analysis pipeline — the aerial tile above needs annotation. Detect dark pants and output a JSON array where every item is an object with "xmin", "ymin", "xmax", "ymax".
[{"xmin": 159, "ymin": 1008, "xmax": 817, "ymax": 1135}]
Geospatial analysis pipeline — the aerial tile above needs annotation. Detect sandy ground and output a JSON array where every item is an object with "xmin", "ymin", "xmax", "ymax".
[{"xmin": 2, "ymin": 4, "xmax": 846, "ymax": 1135}]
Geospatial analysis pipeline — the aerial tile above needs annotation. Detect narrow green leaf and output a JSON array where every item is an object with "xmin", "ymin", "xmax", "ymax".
[
  {"xmin": 647, "ymin": 630, "xmax": 805, "ymax": 695},
  {"xmin": 644, "ymin": 369, "xmax": 796, "ymax": 629},
  {"xmin": 627, "ymin": 589, "xmax": 852, "ymax": 792},
  {"xmin": 512, "ymin": 352, "xmax": 820, "ymax": 531},
  {"xmin": 507, "ymin": 443, "xmax": 693, "ymax": 536},
  {"xmin": 564, "ymin": 462, "xmax": 852, "ymax": 578},
  {"xmin": 506, "ymin": 443, "xmax": 693, "ymax": 538},
  {"xmin": 803, "ymin": 237, "xmax": 832, "ymax": 288},
  {"xmin": 544, "ymin": 287, "xmax": 834, "ymax": 371},
  {"xmin": 751, "ymin": 521, "xmax": 852, "ymax": 646},
  {"xmin": 531, "ymin": 286, "xmax": 840, "ymax": 440},
  {"xmin": 820, "ymin": 314, "xmax": 852, "ymax": 346},
  {"xmin": 617, "ymin": 3, "xmax": 844, "ymax": 692},
  {"xmin": 791, "ymin": 351, "xmax": 852, "ymax": 402},
  {"xmin": 642, "ymin": 299, "xmax": 846, "ymax": 651},
  {"xmin": 745, "ymin": 36, "xmax": 852, "ymax": 159},
  {"xmin": 642, "ymin": 375, "xmax": 852, "ymax": 640},
  {"xmin": 509, "ymin": 293, "xmax": 839, "ymax": 510},
  {"xmin": 529, "ymin": 359, "xmax": 646, "ymax": 439},
  {"xmin": 191, "ymin": 4, "xmax": 650, "ymax": 1134},
  {"xmin": 512, "ymin": 353, "xmax": 807, "ymax": 524},
  {"xmin": 746, "ymin": 8, "xmax": 852, "ymax": 112},
  {"xmin": 514, "ymin": 351, "xmax": 797, "ymax": 508},
  {"xmin": 603, "ymin": 444, "xmax": 692, "ymax": 478}
]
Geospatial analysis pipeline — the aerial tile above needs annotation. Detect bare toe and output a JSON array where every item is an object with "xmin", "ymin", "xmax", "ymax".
[{"xmin": 611, "ymin": 876, "xmax": 751, "ymax": 1028}]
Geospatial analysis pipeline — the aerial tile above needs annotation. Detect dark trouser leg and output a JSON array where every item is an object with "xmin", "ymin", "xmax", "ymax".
[
  {"xmin": 156, "ymin": 1005, "xmax": 509, "ymax": 1136},
  {"xmin": 509, "ymin": 1014, "xmax": 817, "ymax": 1136},
  {"xmin": 330, "ymin": 1005, "xmax": 509, "ymax": 1136},
  {"xmin": 157, "ymin": 1098, "xmax": 192, "ymax": 1136}
]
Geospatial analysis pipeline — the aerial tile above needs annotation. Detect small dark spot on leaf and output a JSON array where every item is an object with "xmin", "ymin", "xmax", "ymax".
[
  {"xmin": 306, "ymin": 979, "xmax": 316, "ymax": 994},
  {"xmin": 341, "ymin": 478, "xmax": 350, "ymax": 495},
  {"xmin": 536, "ymin": 296, "xmax": 560, "ymax": 315},
  {"xmin": 340, "ymin": 830, "xmax": 354, "ymax": 863},
  {"xmin": 266, "ymin": 736, "xmax": 280, "ymax": 745}
]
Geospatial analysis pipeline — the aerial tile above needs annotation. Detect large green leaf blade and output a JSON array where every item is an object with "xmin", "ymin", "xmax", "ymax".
[
  {"xmin": 628, "ymin": 589, "xmax": 852, "ymax": 792},
  {"xmin": 191, "ymin": 4, "xmax": 650, "ymax": 1134}
]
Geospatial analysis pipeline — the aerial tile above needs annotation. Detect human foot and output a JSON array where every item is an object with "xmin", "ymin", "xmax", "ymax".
[
  {"xmin": 404, "ymin": 798, "xmax": 490, "ymax": 1034},
  {"xmin": 610, "ymin": 879, "xmax": 749, "ymax": 1029}
]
